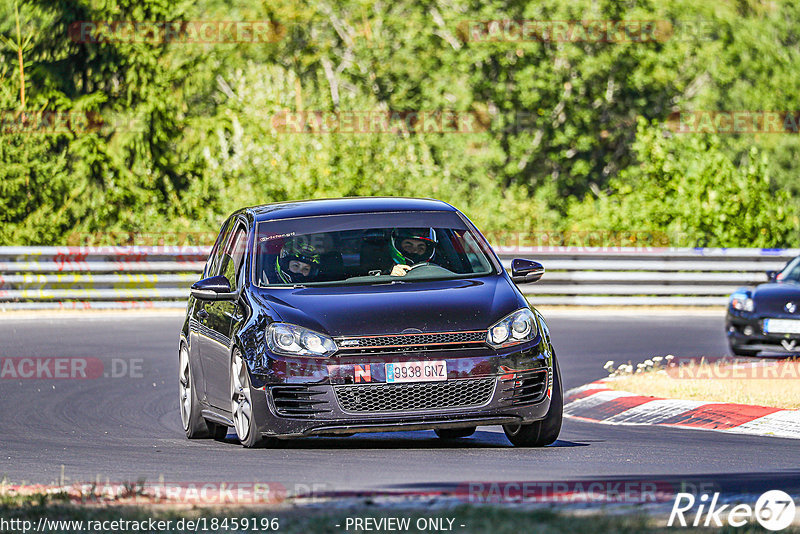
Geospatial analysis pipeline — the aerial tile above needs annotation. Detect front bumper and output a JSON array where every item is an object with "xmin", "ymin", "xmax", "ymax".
[
  {"xmin": 726, "ymin": 312, "xmax": 800, "ymax": 353},
  {"xmin": 248, "ymin": 341, "xmax": 553, "ymax": 438},
  {"xmin": 256, "ymin": 375, "xmax": 551, "ymax": 437}
]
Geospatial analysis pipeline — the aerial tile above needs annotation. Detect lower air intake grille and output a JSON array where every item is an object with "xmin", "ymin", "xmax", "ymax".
[
  {"xmin": 271, "ymin": 385, "xmax": 331, "ymax": 417},
  {"xmin": 502, "ymin": 369, "xmax": 548, "ymax": 406},
  {"xmin": 334, "ymin": 378, "xmax": 496, "ymax": 413}
]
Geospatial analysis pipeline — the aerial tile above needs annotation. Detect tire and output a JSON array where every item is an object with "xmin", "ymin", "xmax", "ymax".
[
  {"xmin": 179, "ymin": 344, "xmax": 210, "ymax": 439},
  {"xmin": 503, "ymin": 354, "xmax": 563, "ymax": 447},
  {"xmin": 729, "ymin": 343, "xmax": 759, "ymax": 357},
  {"xmin": 230, "ymin": 349, "xmax": 264, "ymax": 448},
  {"xmin": 435, "ymin": 427, "xmax": 476, "ymax": 439}
]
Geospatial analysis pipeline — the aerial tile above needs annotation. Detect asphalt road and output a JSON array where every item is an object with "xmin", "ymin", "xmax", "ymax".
[{"xmin": 1, "ymin": 311, "xmax": 798, "ymax": 498}]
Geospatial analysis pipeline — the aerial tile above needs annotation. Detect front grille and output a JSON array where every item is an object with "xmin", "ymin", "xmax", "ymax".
[
  {"xmin": 335, "ymin": 331, "xmax": 486, "ymax": 353},
  {"xmin": 334, "ymin": 378, "xmax": 496, "ymax": 413},
  {"xmin": 271, "ymin": 385, "xmax": 331, "ymax": 417},
  {"xmin": 501, "ymin": 369, "xmax": 548, "ymax": 406}
]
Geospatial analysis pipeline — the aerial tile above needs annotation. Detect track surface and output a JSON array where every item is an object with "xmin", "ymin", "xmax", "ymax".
[{"xmin": 1, "ymin": 312, "xmax": 798, "ymax": 496}]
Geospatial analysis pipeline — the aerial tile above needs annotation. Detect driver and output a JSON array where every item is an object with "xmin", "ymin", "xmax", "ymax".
[
  {"xmin": 388, "ymin": 228, "xmax": 437, "ymax": 276},
  {"xmin": 276, "ymin": 240, "xmax": 321, "ymax": 283}
]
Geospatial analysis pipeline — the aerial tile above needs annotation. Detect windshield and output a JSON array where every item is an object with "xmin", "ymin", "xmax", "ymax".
[
  {"xmin": 253, "ymin": 211, "xmax": 497, "ymax": 286},
  {"xmin": 779, "ymin": 257, "xmax": 800, "ymax": 282}
]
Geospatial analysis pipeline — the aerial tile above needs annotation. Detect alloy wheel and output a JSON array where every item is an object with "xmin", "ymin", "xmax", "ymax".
[
  {"xmin": 179, "ymin": 346, "xmax": 192, "ymax": 430},
  {"xmin": 231, "ymin": 351, "xmax": 253, "ymax": 442}
]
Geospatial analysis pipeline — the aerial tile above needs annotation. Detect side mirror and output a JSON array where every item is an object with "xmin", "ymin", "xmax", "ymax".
[
  {"xmin": 511, "ymin": 259, "xmax": 544, "ymax": 284},
  {"xmin": 191, "ymin": 275, "xmax": 236, "ymax": 300},
  {"xmin": 766, "ymin": 271, "xmax": 778, "ymax": 282}
]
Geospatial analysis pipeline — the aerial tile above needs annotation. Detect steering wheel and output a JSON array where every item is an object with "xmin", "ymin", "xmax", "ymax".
[{"xmin": 406, "ymin": 262, "xmax": 430, "ymax": 272}]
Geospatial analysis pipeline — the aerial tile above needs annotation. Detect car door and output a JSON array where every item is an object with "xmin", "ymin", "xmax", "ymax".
[
  {"xmin": 190, "ymin": 218, "xmax": 232, "ymax": 402},
  {"xmin": 202, "ymin": 221, "xmax": 249, "ymax": 410}
]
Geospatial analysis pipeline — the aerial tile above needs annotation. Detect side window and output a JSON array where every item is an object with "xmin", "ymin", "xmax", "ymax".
[
  {"xmin": 206, "ymin": 219, "xmax": 233, "ymax": 277},
  {"xmin": 219, "ymin": 224, "xmax": 248, "ymax": 288}
]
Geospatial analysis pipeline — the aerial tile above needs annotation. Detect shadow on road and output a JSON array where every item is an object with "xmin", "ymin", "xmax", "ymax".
[{"xmin": 216, "ymin": 430, "xmax": 593, "ymax": 450}]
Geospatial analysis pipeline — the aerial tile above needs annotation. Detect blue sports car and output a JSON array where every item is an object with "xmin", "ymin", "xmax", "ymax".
[
  {"xmin": 727, "ymin": 255, "xmax": 800, "ymax": 356},
  {"xmin": 179, "ymin": 198, "xmax": 561, "ymax": 447}
]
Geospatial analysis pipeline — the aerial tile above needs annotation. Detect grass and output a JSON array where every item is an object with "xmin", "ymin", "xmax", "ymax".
[{"xmin": 604, "ymin": 360, "xmax": 800, "ymax": 409}]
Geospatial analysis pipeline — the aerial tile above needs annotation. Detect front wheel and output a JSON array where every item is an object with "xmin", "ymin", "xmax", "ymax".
[
  {"xmin": 230, "ymin": 349, "xmax": 264, "ymax": 448},
  {"xmin": 503, "ymin": 354, "xmax": 563, "ymax": 447}
]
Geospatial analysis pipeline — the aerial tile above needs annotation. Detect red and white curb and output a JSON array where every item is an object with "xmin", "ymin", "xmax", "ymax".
[{"xmin": 564, "ymin": 380, "xmax": 800, "ymax": 439}]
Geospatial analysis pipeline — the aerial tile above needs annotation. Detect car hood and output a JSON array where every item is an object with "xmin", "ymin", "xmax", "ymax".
[
  {"xmin": 753, "ymin": 282, "xmax": 800, "ymax": 315},
  {"xmin": 251, "ymin": 275, "xmax": 526, "ymax": 336}
]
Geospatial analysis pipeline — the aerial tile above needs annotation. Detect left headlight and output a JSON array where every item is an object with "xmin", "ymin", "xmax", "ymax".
[
  {"xmin": 266, "ymin": 323, "xmax": 338, "ymax": 358},
  {"xmin": 487, "ymin": 308, "xmax": 539, "ymax": 348},
  {"xmin": 730, "ymin": 292, "xmax": 755, "ymax": 312}
]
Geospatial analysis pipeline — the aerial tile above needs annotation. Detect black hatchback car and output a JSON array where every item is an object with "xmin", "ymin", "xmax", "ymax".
[
  {"xmin": 726, "ymin": 255, "xmax": 800, "ymax": 356},
  {"xmin": 179, "ymin": 198, "xmax": 561, "ymax": 447}
]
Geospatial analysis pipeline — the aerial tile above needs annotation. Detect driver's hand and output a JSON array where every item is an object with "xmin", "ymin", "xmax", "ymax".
[{"xmin": 390, "ymin": 264, "xmax": 412, "ymax": 277}]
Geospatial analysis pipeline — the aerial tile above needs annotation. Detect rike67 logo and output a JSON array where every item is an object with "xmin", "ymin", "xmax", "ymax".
[{"xmin": 668, "ymin": 490, "xmax": 796, "ymax": 531}]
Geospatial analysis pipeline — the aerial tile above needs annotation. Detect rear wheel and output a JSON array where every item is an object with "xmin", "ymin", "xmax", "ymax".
[
  {"xmin": 231, "ymin": 349, "xmax": 264, "ymax": 448},
  {"xmin": 179, "ymin": 345, "xmax": 210, "ymax": 439},
  {"xmin": 503, "ymin": 355, "xmax": 563, "ymax": 447},
  {"xmin": 435, "ymin": 427, "xmax": 476, "ymax": 439}
]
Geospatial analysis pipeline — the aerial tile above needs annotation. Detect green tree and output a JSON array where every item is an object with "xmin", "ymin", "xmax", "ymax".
[
  {"xmin": 567, "ymin": 118, "xmax": 800, "ymax": 247},
  {"xmin": 0, "ymin": 0, "xmax": 199, "ymax": 244}
]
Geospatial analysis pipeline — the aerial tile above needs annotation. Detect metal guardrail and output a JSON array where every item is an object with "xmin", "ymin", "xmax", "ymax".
[
  {"xmin": 0, "ymin": 246, "xmax": 797, "ymax": 309},
  {"xmin": 0, "ymin": 247, "xmax": 206, "ymax": 310},
  {"xmin": 504, "ymin": 247, "xmax": 798, "ymax": 306}
]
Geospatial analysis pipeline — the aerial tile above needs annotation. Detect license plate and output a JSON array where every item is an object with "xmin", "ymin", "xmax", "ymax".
[
  {"xmin": 764, "ymin": 319, "xmax": 800, "ymax": 334},
  {"xmin": 385, "ymin": 361, "xmax": 447, "ymax": 383}
]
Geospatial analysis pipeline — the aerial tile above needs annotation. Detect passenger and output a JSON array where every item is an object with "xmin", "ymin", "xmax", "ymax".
[{"xmin": 275, "ymin": 241, "xmax": 321, "ymax": 283}]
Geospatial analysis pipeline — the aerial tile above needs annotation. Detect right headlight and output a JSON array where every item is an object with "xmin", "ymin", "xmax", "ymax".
[
  {"xmin": 266, "ymin": 323, "xmax": 338, "ymax": 358},
  {"xmin": 730, "ymin": 292, "xmax": 754, "ymax": 312},
  {"xmin": 487, "ymin": 308, "xmax": 538, "ymax": 348}
]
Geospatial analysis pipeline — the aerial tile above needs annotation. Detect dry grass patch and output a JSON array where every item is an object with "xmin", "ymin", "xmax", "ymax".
[{"xmin": 602, "ymin": 358, "xmax": 800, "ymax": 409}]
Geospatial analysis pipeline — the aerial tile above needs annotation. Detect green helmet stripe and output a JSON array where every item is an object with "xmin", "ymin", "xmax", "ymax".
[
  {"xmin": 389, "ymin": 242, "xmax": 407, "ymax": 265},
  {"xmin": 276, "ymin": 255, "xmax": 290, "ymax": 283}
]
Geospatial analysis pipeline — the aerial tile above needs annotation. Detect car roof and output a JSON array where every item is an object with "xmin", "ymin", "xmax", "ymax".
[{"xmin": 246, "ymin": 197, "xmax": 458, "ymax": 222}]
